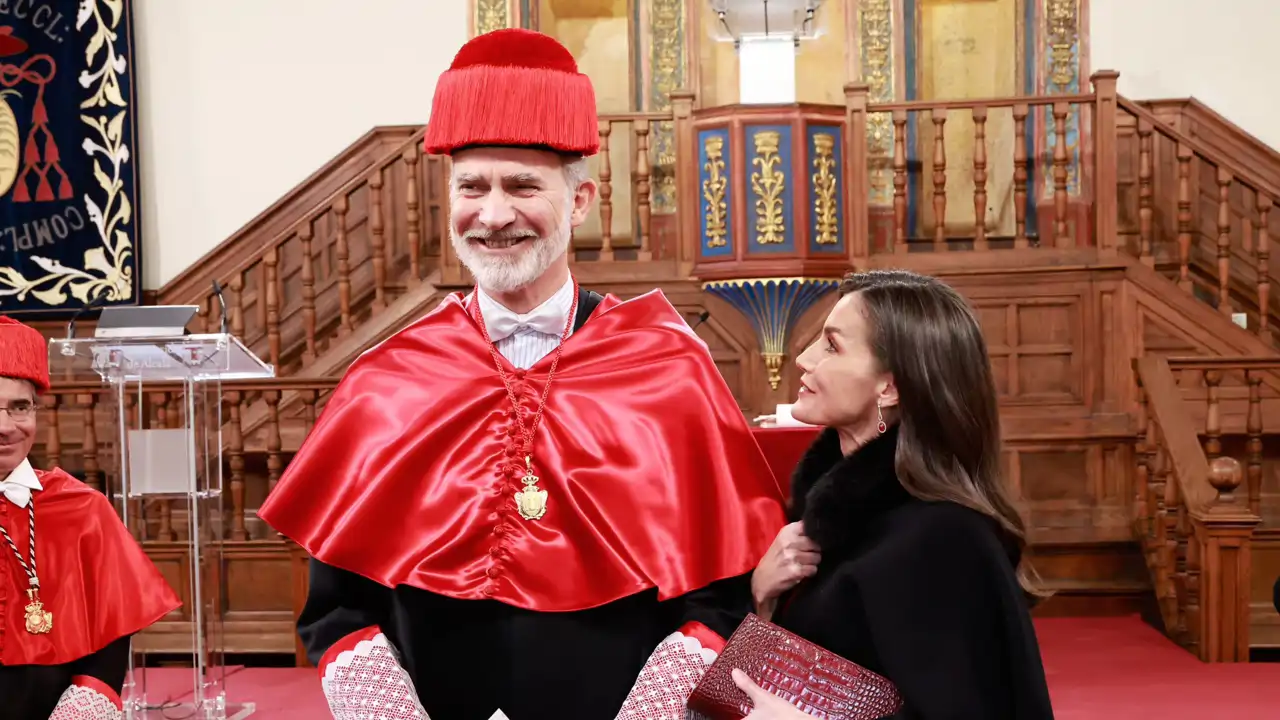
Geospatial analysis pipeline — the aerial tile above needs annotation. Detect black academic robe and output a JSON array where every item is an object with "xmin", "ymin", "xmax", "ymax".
[
  {"xmin": 0, "ymin": 637, "xmax": 128, "ymax": 720},
  {"xmin": 297, "ymin": 288, "xmax": 757, "ymax": 720},
  {"xmin": 772, "ymin": 426, "xmax": 1056, "ymax": 720}
]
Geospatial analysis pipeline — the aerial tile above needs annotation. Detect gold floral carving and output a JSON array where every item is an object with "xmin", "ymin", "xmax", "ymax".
[
  {"xmin": 649, "ymin": 0, "xmax": 682, "ymax": 214},
  {"xmin": 1046, "ymin": 0, "xmax": 1079, "ymax": 88},
  {"xmin": 0, "ymin": 0, "xmax": 135, "ymax": 307},
  {"xmin": 1044, "ymin": 0, "xmax": 1081, "ymax": 195},
  {"xmin": 811, "ymin": 133, "xmax": 839, "ymax": 245},
  {"xmin": 859, "ymin": 0, "xmax": 894, "ymax": 205},
  {"xmin": 701, "ymin": 135, "xmax": 728, "ymax": 248},
  {"xmin": 751, "ymin": 131, "xmax": 786, "ymax": 245},
  {"xmin": 476, "ymin": 0, "xmax": 509, "ymax": 35}
]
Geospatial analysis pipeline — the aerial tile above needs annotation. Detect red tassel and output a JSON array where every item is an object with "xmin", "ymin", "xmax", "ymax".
[
  {"xmin": 452, "ymin": 29, "xmax": 579, "ymax": 74},
  {"xmin": 36, "ymin": 174, "xmax": 52, "ymax": 201},
  {"xmin": 31, "ymin": 96, "xmax": 46, "ymax": 126},
  {"xmin": 43, "ymin": 133, "xmax": 59, "ymax": 164},
  {"xmin": 23, "ymin": 133, "xmax": 39, "ymax": 164},
  {"xmin": 13, "ymin": 175, "xmax": 28, "ymax": 202},
  {"xmin": 424, "ymin": 63, "xmax": 598, "ymax": 157},
  {"xmin": 57, "ymin": 172, "xmax": 71, "ymax": 199}
]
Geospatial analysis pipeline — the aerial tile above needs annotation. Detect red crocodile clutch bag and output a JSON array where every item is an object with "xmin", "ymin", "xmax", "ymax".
[{"xmin": 685, "ymin": 613, "xmax": 904, "ymax": 720}]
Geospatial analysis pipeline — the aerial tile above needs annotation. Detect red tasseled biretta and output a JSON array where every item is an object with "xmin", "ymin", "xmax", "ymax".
[
  {"xmin": 423, "ymin": 29, "xmax": 599, "ymax": 157},
  {"xmin": 0, "ymin": 315, "xmax": 49, "ymax": 392}
]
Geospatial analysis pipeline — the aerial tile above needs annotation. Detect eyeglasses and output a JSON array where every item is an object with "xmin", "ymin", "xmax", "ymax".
[{"xmin": 0, "ymin": 402, "xmax": 37, "ymax": 421}]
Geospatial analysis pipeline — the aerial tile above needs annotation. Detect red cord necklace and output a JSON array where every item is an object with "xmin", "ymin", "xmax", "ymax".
[{"xmin": 471, "ymin": 281, "xmax": 580, "ymax": 520}]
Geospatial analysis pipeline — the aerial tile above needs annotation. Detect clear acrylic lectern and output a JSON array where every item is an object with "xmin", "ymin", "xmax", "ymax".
[{"xmin": 49, "ymin": 329, "xmax": 273, "ymax": 720}]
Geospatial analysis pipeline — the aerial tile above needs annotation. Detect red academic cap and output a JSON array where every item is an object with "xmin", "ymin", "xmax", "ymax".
[
  {"xmin": 423, "ymin": 29, "xmax": 599, "ymax": 157},
  {"xmin": 0, "ymin": 316, "xmax": 48, "ymax": 392}
]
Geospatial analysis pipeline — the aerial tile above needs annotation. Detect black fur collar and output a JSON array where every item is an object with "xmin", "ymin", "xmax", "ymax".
[{"xmin": 790, "ymin": 424, "xmax": 912, "ymax": 555}]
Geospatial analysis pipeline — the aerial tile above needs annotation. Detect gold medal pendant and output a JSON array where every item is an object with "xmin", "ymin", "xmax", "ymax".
[
  {"xmin": 514, "ymin": 456, "xmax": 548, "ymax": 521},
  {"xmin": 24, "ymin": 588, "xmax": 52, "ymax": 634}
]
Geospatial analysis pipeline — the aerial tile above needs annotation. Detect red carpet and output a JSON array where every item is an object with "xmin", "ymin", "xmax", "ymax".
[{"xmin": 141, "ymin": 616, "xmax": 1280, "ymax": 718}]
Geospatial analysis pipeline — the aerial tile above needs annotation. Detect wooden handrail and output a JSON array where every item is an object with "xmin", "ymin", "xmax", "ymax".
[
  {"xmin": 868, "ymin": 92, "xmax": 1095, "ymax": 113},
  {"xmin": 1135, "ymin": 356, "xmax": 1218, "ymax": 513},
  {"xmin": 1118, "ymin": 96, "xmax": 1280, "ymax": 201}
]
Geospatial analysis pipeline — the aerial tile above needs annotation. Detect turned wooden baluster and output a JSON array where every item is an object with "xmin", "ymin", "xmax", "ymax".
[
  {"xmin": 43, "ymin": 394, "xmax": 60, "ymax": 470},
  {"xmin": 1215, "ymin": 168, "xmax": 1233, "ymax": 314},
  {"xmin": 972, "ymin": 106, "xmax": 988, "ymax": 252},
  {"xmin": 266, "ymin": 389, "xmax": 283, "ymax": 495},
  {"xmin": 404, "ymin": 146, "xmax": 422, "ymax": 283},
  {"xmin": 634, "ymin": 120, "xmax": 652, "ymax": 261},
  {"xmin": 1176, "ymin": 143, "xmax": 1194, "ymax": 290},
  {"xmin": 299, "ymin": 224, "xmax": 317, "ymax": 362},
  {"xmin": 154, "ymin": 392, "xmax": 174, "ymax": 541},
  {"xmin": 1244, "ymin": 370, "xmax": 1262, "ymax": 515},
  {"xmin": 264, "ymin": 245, "xmax": 281, "ymax": 369},
  {"xmin": 124, "ymin": 393, "xmax": 142, "ymax": 539},
  {"xmin": 333, "ymin": 195, "xmax": 353, "ymax": 335},
  {"xmin": 227, "ymin": 389, "xmax": 246, "ymax": 540},
  {"xmin": 1202, "ymin": 369, "xmax": 1222, "ymax": 460},
  {"xmin": 1137, "ymin": 119, "xmax": 1154, "ymax": 265},
  {"xmin": 932, "ymin": 111, "xmax": 947, "ymax": 251},
  {"xmin": 1153, "ymin": 443, "xmax": 1176, "ymax": 624},
  {"xmin": 369, "ymin": 168, "xmax": 387, "ymax": 309},
  {"xmin": 302, "ymin": 390, "xmax": 319, "ymax": 433},
  {"xmin": 1134, "ymin": 377, "xmax": 1153, "ymax": 536},
  {"xmin": 1052, "ymin": 102, "xmax": 1069, "ymax": 247},
  {"xmin": 598, "ymin": 123, "xmax": 614, "ymax": 261},
  {"xmin": 892, "ymin": 110, "xmax": 908, "ymax": 252},
  {"xmin": 81, "ymin": 393, "xmax": 99, "ymax": 493},
  {"xmin": 1257, "ymin": 195, "xmax": 1272, "ymax": 339},
  {"xmin": 1172, "ymin": 488, "xmax": 1192, "ymax": 644},
  {"xmin": 229, "ymin": 272, "xmax": 246, "ymax": 350},
  {"xmin": 1013, "ymin": 104, "xmax": 1029, "ymax": 248}
]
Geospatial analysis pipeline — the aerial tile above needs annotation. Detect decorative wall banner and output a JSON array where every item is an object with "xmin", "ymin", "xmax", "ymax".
[{"xmin": 0, "ymin": 0, "xmax": 139, "ymax": 315}]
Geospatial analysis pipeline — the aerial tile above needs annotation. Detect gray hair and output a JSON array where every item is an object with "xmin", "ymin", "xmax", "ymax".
[{"xmin": 562, "ymin": 156, "xmax": 590, "ymax": 190}]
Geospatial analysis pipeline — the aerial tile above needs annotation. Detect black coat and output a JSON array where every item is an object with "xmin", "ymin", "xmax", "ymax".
[{"xmin": 772, "ymin": 426, "xmax": 1055, "ymax": 720}]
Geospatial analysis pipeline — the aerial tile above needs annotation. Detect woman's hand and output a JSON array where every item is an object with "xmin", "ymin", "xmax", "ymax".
[
  {"xmin": 732, "ymin": 669, "xmax": 811, "ymax": 719},
  {"xmin": 751, "ymin": 521, "xmax": 821, "ymax": 617}
]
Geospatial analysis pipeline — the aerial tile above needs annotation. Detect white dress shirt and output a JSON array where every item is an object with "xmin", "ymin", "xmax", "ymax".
[
  {"xmin": 474, "ymin": 278, "xmax": 576, "ymax": 370},
  {"xmin": 0, "ymin": 458, "xmax": 41, "ymax": 508}
]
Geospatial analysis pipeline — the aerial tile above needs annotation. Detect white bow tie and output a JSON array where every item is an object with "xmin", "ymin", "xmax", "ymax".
[
  {"xmin": 0, "ymin": 480, "xmax": 33, "ymax": 508},
  {"xmin": 485, "ymin": 306, "xmax": 566, "ymax": 342}
]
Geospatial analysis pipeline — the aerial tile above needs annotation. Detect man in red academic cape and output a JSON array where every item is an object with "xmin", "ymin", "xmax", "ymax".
[
  {"xmin": 257, "ymin": 28, "xmax": 787, "ymax": 720},
  {"xmin": 0, "ymin": 316, "xmax": 182, "ymax": 720}
]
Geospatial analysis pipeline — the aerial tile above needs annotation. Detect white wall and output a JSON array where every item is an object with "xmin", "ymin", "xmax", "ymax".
[
  {"xmin": 134, "ymin": 0, "xmax": 467, "ymax": 289},
  {"xmin": 1091, "ymin": 0, "xmax": 1280, "ymax": 149}
]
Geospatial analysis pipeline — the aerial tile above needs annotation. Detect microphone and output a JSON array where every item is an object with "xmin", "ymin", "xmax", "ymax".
[
  {"xmin": 65, "ymin": 288, "xmax": 109, "ymax": 339},
  {"xmin": 689, "ymin": 310, "xmax": 711, "ymax": 332},
  {"xmin": 212, "ymin": 279, "xmax": 228, "ymax": 335}
]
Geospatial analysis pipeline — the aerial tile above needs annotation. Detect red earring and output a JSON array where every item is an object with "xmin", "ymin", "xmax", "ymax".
[{"xmin": 876, "ymin": 400, "xmax": 887, "ymax": 434}]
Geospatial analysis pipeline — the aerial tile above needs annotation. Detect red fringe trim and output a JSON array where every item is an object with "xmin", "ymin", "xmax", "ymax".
[{"xmin": 424, "ymin": 63, "xmax": 599, "ymax": 156}]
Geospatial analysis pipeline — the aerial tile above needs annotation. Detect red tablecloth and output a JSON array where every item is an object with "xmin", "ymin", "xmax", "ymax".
[{"xmin": 750, "ymin": 426, "xmax": 821, "ymax": 499}]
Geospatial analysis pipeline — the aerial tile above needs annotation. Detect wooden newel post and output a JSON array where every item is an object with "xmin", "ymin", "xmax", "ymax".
[
  {"xmin": 844, "ymin": 82, "xmax": 870, "ymax": 267},
  {"xmin": 670, "ymin": 89, "xmax": 698, "ymax": 278},
  {"xmin": 1192, "ymin": 455, "xmax": 1260, "ymax": 662},
  {"xmin": 1091, "ymin": 70, "xmax": 1120, "ymax": 256}
]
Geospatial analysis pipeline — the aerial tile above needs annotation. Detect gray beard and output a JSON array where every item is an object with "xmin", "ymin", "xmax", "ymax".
[{"xmin": 450, "ymin": 214, "xmax": 572, "ymax": 293}]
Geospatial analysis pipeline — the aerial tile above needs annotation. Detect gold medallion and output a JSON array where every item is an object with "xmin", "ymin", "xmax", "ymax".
[
  {"xmin": 514, "ymin": 456, "xmax": 548, "ymax": 521},
  {"xmin": 24, "ymin": 589, "xmax": 52, "ymax": 634}
]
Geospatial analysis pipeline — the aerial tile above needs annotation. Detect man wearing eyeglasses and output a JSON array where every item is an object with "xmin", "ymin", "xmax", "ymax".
[{"xmin": 0, "ymin": 315, "xmax": 181, "ymax": 720}]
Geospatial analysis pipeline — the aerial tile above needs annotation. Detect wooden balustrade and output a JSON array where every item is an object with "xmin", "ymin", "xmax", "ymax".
[
  {"xmin": 1115, "ymin": 99, "xmax": 1279, "ymax": 345},
  {"xmin": 1134, "ymin": 356, "xmax": 1264, "ymax": 661}
]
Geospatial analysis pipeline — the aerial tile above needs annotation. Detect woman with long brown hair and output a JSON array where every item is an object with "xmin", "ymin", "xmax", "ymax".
[{"xmin": 736, "ymin": 269, "xmax": 1055, "ymax": 719}]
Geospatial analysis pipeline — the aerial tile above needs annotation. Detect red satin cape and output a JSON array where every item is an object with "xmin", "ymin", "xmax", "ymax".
[
  {"xmin": 0, "ymin": 468, "xmax": 182, "ymax": 666},
  {"xmin": 259, "ymin": 289, "xmax": 787, "ymax": 611}
]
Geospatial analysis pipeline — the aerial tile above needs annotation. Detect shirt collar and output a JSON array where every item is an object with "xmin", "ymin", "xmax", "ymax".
[
  {"xmin": 474, "ymin": 277, "xmax": 576, "ymax": 342},
  {"xmin": 0, "ymin": 459, "xmax": 41, "ymax": 508}
]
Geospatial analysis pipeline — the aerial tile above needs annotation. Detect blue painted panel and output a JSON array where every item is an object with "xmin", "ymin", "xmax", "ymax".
[
  {"xmin": 806, "ymin": 125, "xmax": 845, "ymax": 254},
  {"xmin": 697, "ymin": 127, "xmax": 733, "ymax": 258},
  {"xmin": 703, "ymin": 279, "xmax": 840, "ymax": 354},
  {"xmin": 743, "ymin": 124, "xmax": 795, "ymax": 254}
]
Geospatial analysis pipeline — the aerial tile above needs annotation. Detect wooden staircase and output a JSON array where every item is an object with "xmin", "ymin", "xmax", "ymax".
[{"xmin": 24, "ymin": 72, "xmax": 1280, "ymax": 661}]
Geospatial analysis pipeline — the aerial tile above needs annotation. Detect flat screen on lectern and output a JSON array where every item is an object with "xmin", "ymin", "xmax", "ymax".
[{"xmin": 94, "ymin": 305, "xmax": 199, "ymax": 338}]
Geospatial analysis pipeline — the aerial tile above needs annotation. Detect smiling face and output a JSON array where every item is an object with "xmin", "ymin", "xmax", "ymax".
[
  {"xmin": 448, "ymin": 146, "xmax": 596, "ymax": 294},
  {"xmin": 792, "ymin": 292, "xmax": 897, "ymax": 438},
  {"xmin": 0, "ymin": 376, "xmax": 37, "ymax": 477}
]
